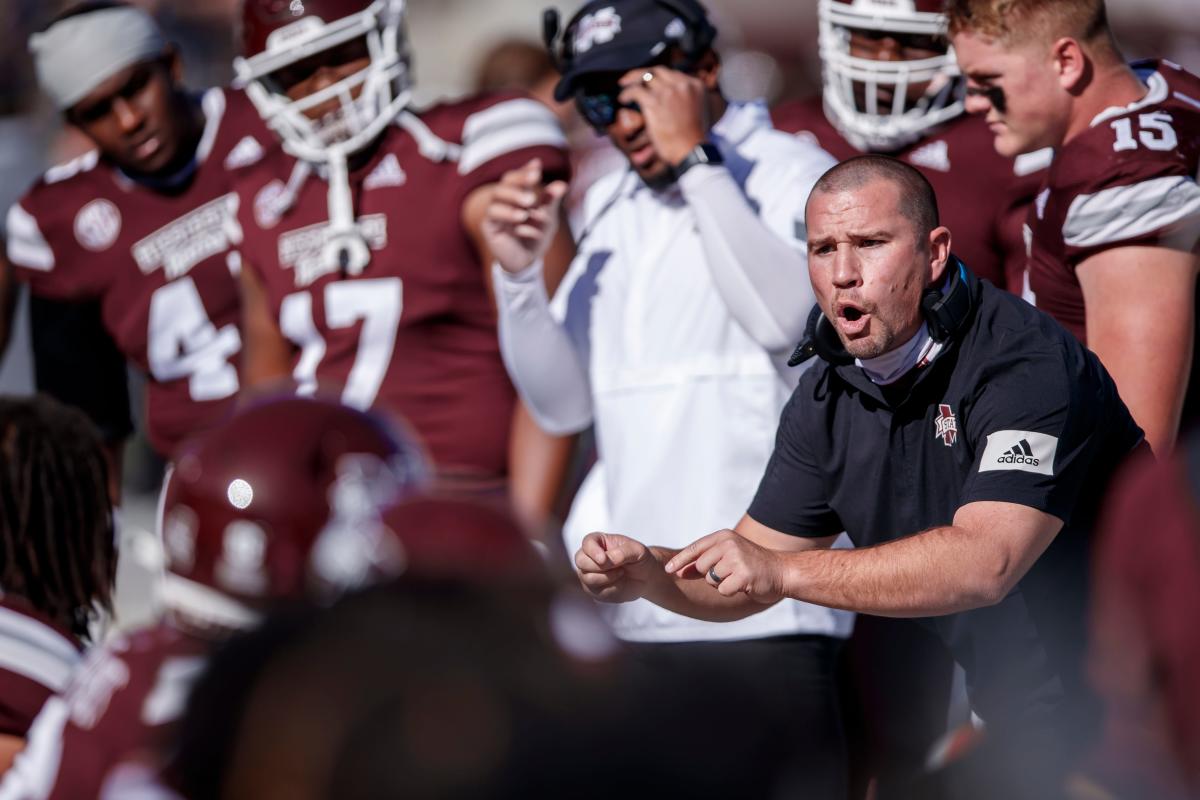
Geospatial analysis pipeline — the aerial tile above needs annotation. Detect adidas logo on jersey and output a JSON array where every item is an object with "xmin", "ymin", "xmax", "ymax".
[
  {"xmin": 979, "ymin": 430, "xmax": 1058, "ymax": 476},
  {"xmin": 225, "ymin": 136, "xmax": 265, "ymax": 171},
  {"xmin": 363, "ymin": 153, "xmax": 407, "ymax": 191},
  {"xmin": 907, "ymin": 140, "xmax": 950, "ymax": 172},
  {"xmin": 996, "ymin": 440, "xmax": 1039, "ymax": 466}
]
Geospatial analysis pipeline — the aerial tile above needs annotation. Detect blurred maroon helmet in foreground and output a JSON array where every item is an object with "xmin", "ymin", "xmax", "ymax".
[{"xmin": 160, "ymin": 395, "xmax": 427, "ymax": 632}]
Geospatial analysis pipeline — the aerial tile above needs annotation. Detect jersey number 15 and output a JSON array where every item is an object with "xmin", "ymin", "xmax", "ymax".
[{"xmin": 1110, "ymin": 112, "xmax": 1178, "ymax": 152}]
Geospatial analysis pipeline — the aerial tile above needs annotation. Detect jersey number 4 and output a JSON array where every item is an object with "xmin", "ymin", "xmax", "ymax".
[
  {"xmin": 147, "ymin": 277, "xmax": 241, "ymax": 402},
  {"xmin": 1110, "ymin": 112, "xmax": 1178, "ymax": 152},
  {"xmin": 279, "ymin": 277, "xmax": 403, "ymax": 410}
]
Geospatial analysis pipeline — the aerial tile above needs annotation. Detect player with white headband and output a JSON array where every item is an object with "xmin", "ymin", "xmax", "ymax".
[{"xmin": 2, "ymin": 1, "xmax": 272, "ymax": 474}]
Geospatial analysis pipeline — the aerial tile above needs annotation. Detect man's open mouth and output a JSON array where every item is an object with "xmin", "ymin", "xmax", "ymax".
[{"xmin": 836, "ymin": 301, "xmax": 870, "ymax": 335}]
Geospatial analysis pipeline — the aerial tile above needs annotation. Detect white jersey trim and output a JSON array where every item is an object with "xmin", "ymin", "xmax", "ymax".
[
  {"xmin": 1063, "ymin": 175, "xmax": 1200, "ymax": 249},
  {"xmin": 44, "ymin": 150, "xmax": 100, "ymax": 186},
  {"xmin": 457, "ymin": 99, "xmax": 566, "ymax": 176},
  {"xmin": 1089, "ymin": 70, "xmax": 1169, "ymax": 128},
  {"xmin": 0, "ymin": 607, "xmax": 79, "ymax": 691},
  {"xmin": 5, "ymin": 203, "xmax": 56, "ymax": 272},
  {"xmin": 196, "ymin": 87, "xmax": 227, "ymax": 165},
  {"xmin": 1013, "ymin": 147, "xmax": 1053, "ymax": 177},
  {"xmin": 0, "ymin": 696, "xmax": 69, "ymax": 800}
]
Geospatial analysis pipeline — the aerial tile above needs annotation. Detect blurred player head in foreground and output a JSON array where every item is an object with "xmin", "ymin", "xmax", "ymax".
[
  {"xmin": 171, "ymin": 574, "xmax": 818, "ymax": 799},
  {"xmin": 945, "ymin": 0, "xmax": 1125, "ymax": 157},
  {"xmin": 544, "ymin": 0, "xmax": 722, "ymax": 188},
  {"xmin": 0, "ymin": 395, "xmax": 115, "ymax": 640},
  {"xmin": 818, "ymin": 0, "xmax": 964, "ymax": 151},
  {"xmin": 159, "ymin": 395, "xmax": 427, "ymax": 636},
  {"xmin": 30, "ymin": 1, "xmax": 203, "ymax": 179}
]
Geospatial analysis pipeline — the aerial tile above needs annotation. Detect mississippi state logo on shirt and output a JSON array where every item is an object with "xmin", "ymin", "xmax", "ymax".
[{"xmin": 934, "ymin": 403, "xmax": 958, "ymax": 447}]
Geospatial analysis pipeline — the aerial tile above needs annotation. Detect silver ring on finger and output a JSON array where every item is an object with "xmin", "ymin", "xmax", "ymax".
[
  {"xmin": 641, "ymin": 71, "xmax": 654, "ymax": 85},
  {"xmin": 707, "ymin": 566, "xmax": 724, "ymax": 584}
]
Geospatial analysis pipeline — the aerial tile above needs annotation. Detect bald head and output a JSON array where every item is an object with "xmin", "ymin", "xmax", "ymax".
[{"xmin": 807, "ymin": 155, "xmax": 940, "ymax": 243}]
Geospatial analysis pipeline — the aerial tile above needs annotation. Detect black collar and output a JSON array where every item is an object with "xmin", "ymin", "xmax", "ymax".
[{"xmin": 803, "ymin": 265, "xmax": 983, "ymax": 409}]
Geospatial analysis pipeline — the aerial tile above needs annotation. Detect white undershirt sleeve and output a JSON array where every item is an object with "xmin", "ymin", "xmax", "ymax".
[
  {"xmin": 678, "ymin": 163, "xmax": 816, "ymax": 355},
  {"xmin": 492, "ymin": 260, "xmax": 594, "ymax": 435}
]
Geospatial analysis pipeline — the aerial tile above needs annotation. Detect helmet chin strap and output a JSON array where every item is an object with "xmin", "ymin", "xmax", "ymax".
[{"xmin": 322, "ymin": 145, "xmax": 372, "ymax": 276}]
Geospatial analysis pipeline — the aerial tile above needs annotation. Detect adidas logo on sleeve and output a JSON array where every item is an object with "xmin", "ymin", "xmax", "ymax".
[{"xmin": 979, "ymin": 430, "xmax": 1059, "ymax": 476}]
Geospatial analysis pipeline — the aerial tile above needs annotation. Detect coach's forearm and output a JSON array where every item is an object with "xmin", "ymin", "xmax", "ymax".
[
  {"xmin": 780, "ymin": 526, "xmax": 1009, "ymax": 617},
  {"xmin": 641, "ymin": 546, "xmax": 779, "ymax": 623}
]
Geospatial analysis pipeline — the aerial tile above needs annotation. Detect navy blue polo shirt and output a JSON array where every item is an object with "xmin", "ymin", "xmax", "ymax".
[{"xmin": 748, "ymin": 269, "xmax": 1143, "ymax": 740}]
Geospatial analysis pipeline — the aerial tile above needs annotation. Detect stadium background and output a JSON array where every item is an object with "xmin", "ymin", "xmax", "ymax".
[{"xmin": 0, "ymin": 0, "xmax": 1196, "ymax": 628}]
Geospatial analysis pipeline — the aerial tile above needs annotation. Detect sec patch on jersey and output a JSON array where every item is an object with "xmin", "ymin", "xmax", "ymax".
[{"xmin": 979, "ymin": 430, "xmax": 1059, "ymax": 476}]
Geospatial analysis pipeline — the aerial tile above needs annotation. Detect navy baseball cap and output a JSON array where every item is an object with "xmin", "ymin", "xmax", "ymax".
[{"xmin": 551, "ymin": 0, "xmax": 715, "ymax": 101}]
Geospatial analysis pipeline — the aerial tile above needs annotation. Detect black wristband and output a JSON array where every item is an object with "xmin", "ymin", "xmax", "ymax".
[{"xmin": 672, "ymin": 141, "xmax": 724, "ymax": 179}]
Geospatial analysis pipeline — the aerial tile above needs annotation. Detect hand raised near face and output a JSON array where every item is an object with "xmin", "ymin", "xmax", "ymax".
[
  {"xmin": 481, "ymin": 158, "xmax": 568, "ymax": 274},
  {"xmin": 617, "ymin": 66, "xmax": 709, "ymax": 166}
]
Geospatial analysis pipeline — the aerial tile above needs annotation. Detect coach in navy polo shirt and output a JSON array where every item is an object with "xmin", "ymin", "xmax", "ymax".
[{"xmin": 575, "ymin": 155, "xmax": 1144, "ymax": 785}]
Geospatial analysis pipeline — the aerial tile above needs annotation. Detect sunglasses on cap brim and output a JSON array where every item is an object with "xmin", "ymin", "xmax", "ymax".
[{"xmin": 573, "ymin": 57, "xmax": 695, "ymax": 130}]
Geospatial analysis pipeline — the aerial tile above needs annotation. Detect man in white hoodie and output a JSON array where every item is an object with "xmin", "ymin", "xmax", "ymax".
[{"xmin": 483, "ymin": 1, "xmax": 852, "ymax": 794}]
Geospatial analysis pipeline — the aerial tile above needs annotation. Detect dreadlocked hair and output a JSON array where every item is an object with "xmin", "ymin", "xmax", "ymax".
[{"xmin": 0, "ymin": 395, "xmax": 116, "ymax": 640}]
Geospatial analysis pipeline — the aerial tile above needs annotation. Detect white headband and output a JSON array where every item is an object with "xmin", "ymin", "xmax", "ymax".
[{"xmin": 29, "ymin": 6, "xmax": 168, "ymax": 111}]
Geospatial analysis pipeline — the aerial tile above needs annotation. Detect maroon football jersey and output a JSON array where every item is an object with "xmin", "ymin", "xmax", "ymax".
[
  {"xmin": 2, "ymin": 623, "xmax": 209, "ymax": 800},
  {"xmin": 236, "ymin": 92, "xmax": 568, "ymax": 481},
  {"xmin": 5, "ymin": 88, "xmax": 272, "ymax": 457},
  {"xmin": 0, "ymin": 597, "xmax": 81, "ymax": 738},
  {"xmin": 1027, "ymin": 60, "xmax": 1200, "ymax": 342},
  {"xmin": 772, "ymin": 96, "xmax": 1046, "ymax": 294},
  {"xmin": 1027, "ymin": 60, "xmax": 1200, "ymax": 427}
]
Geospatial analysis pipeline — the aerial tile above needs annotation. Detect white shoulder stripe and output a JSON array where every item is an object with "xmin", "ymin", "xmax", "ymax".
[
  {"xmin": 0, "ymin": 640, "xmax": 75, "ymax": 693},
  {"xmin": 458, "ymin": 99, "xmax": 566, "ymax": 176},
  {"xmin": 0, "ymin": 610, "xmax": 80, "ymax": 692},
  {"xmin": 1063, "ymin": 175, "xmax": 1200, "ymax": 249},
  {"xmin": 0, "ymin": 607, "xmax": 79, "ymax": 664},
  {"xmin": 44, "ymin": 150, "xmax": 100, "ymax": 185},
  {"xmin": 1176, "ymin": 91, "xmax": 1200, "ymax": 112},
  {"xmin": 5, "ymin": 203, "xmax": 56, "ymax": 272}
]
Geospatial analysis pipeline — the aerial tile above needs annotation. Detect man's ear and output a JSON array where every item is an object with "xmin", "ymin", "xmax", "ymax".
[
  {"xmin": 1052, "ymin": 37, "xmax": 1089, "ymax": 94},
  {"xmin": 928, "ymin": 225, "xmax": 952, "ymax": 282},
  {"xmin": 694, "ymin": 49, "xmax": 720, "ymax": 91},
  {"xmin": 164, "ymin": 44, "xmax": 183, "ymax": 85}
]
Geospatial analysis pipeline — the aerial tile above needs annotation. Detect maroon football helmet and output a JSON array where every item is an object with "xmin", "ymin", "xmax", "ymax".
[
  {"xmin": 235, "ymin": 0, "xmax": 414, "ymax": 277},
  {"xmin": 160, "ymin": 396, "xmax": 427, "ymax": 631},
  {"xmin": 234, "ymin": 0, "xmax": 412, "ymax": 162},
  {"xmin": 818, "ymin": 0, "xmax": 963, "ymax": 150}
]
